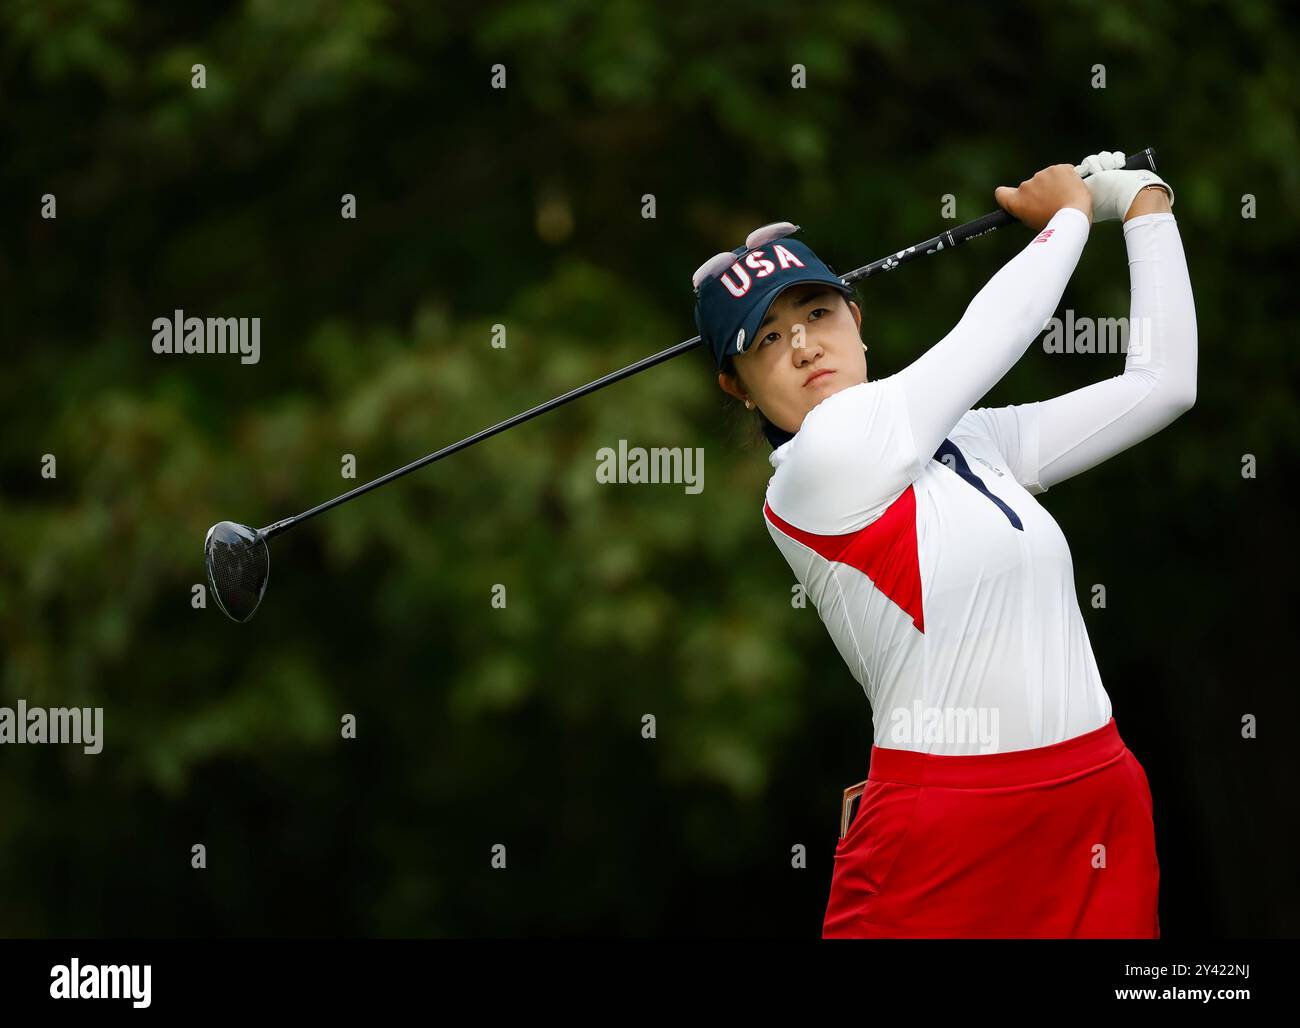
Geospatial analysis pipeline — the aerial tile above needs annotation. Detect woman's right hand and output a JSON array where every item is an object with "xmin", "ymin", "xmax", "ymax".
[{"xmin": 994, "ymin": 164, "xmax": 1093, "ymax": 232}]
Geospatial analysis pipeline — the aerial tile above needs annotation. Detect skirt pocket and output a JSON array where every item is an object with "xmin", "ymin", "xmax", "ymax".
[{"xmin": 833, "ymin": 779, "xmax": 927, "ymax": 897}]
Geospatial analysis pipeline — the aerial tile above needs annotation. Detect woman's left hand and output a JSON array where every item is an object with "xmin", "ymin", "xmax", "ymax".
[{"xmin": 1076, "ymin": 150, "xmax": 1175, "ymax": 222}]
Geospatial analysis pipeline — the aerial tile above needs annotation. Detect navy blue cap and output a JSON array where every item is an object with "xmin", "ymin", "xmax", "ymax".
[{"xmin": 693, "ymin": 233, "xmax": 854, "ymax": 371}]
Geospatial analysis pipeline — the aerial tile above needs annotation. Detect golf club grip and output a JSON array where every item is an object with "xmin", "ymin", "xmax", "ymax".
[
  {"xmin": 954, "ymin": 148, "xmax": 1158, "ymax": 242},
  {"xmin": 842, "ymin": 147, "xmax": 1157, "ymax": 283}
]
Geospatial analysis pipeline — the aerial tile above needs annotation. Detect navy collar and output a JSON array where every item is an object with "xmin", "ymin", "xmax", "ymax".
[{"xmin": 763, "ymin": 419, "xmax": 796, "ymax": 450}]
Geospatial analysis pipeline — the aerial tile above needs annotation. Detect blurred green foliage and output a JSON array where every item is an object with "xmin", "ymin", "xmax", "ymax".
[{"xmin": 0, "ymin": 0, "xmax": 1297, "ymax": 936}]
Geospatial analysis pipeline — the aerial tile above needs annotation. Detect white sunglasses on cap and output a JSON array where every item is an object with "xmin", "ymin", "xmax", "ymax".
[{"xmin": 691, "ymin": 221, "xmax": 800, "ymax": 292}]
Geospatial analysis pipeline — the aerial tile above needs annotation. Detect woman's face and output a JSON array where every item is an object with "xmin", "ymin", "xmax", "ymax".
[{"xmin": 718, "ymin": 284, "xmax": 866, "ymax": 435}]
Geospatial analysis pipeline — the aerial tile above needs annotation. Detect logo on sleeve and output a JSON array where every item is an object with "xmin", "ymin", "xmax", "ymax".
[{"xmin": 1032, "ymin": 228, "xmax": 1055, "ymax": 244}]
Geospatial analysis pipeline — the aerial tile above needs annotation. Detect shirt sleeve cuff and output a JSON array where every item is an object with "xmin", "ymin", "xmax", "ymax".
[
  {"xmin": 1051, "ymin": 206, "xmax": 1092, "ymax": 232},
  {"xmin": 1123, "ymin": 211, "xmax": 1177, "ymax": 234}
]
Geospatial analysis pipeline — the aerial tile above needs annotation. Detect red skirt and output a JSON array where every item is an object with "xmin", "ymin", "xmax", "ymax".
[{"xmin": 824, "ymin": 716, "xmax": 1161, "ymax": 938}]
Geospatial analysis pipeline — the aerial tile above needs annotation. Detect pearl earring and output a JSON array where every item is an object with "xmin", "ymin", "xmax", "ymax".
[{"xmin": 744, "ymin": 400, "xmax": 753, "ymax": 409}]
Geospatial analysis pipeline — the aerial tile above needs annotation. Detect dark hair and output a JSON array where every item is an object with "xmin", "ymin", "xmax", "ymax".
[
  {"xmin": 719, "ymin": 353, "xmax": 773, "ymax": 450},
  {"xmin": 718, "ymin": 285, "xmax": 857, "ymax": 451}
]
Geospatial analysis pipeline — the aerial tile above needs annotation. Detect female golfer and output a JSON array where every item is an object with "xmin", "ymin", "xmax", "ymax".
[{"xmin": 690, "ymin": 151, "xmax": 1194, "ymax": 938}]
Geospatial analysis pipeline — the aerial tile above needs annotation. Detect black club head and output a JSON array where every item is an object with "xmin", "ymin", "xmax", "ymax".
[{"xmin": 204, "ymin": 521, "xmax": 269, "ymax": 623}]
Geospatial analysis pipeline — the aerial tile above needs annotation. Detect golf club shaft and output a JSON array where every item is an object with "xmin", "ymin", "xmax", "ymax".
[
  {"xmin": 260, "ymin": 337, "xmax": 699, "ymax": 538},
  {"xmin": 260, "ymin": 146, "xmax": 1157, "ymax": 540}
]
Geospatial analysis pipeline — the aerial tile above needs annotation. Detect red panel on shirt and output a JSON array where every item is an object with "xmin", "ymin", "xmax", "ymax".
[{"xmin": 763, "ymin": 486, "xmax": 924, "ymax": 633}]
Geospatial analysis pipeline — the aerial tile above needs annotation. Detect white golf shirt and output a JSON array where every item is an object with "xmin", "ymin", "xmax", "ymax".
[{"xmin": 762, "ymin": 209, "xmax": 1196, "ymax": 754}]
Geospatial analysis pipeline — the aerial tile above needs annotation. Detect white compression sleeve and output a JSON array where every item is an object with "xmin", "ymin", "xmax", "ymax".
[
  {"xmin": 1033, "ymin": 212, "xmax": 1197, "ymax": 490},
  {"xmin": 894, "ymin": 207, "xmax": 1091, "ymax": 466}
]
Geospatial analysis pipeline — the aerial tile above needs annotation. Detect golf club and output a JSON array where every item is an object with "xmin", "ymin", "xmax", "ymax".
[{"xmin": 205, "ymin": 147, "xmax": 1159, "ymax": 623}]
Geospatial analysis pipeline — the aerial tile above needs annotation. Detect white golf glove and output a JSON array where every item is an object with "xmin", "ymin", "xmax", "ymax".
[{"xmin": 1075, "ymin": 150, "xmax": 1174, "ymax": 222}]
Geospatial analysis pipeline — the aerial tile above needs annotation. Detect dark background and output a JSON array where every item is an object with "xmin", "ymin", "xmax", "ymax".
[{"xmin": 1, "ymin": 1, "xmax": 1296, "ymax": 937}]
